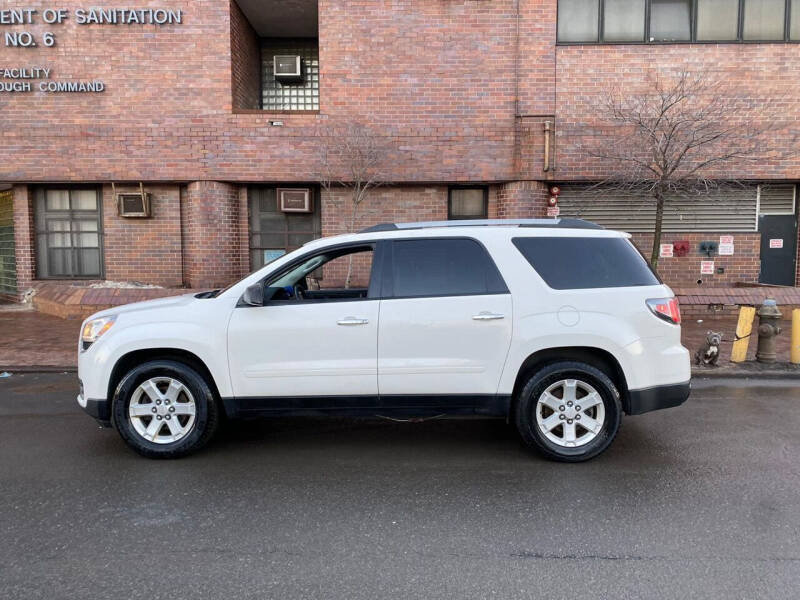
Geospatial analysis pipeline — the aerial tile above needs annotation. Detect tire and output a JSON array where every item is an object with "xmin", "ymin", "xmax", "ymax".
[
  {"xmin": 111, "ymin": 360, "xmax": 219, "ymax": 459},
  {"xmin": 515, "ymin": 361, "xmax": 622, "ymax": 463}
]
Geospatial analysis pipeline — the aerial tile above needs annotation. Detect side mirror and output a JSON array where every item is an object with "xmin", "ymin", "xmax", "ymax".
[{"xmin": 242, "ymin": 283, "xmax": 264, "ymax": 306}]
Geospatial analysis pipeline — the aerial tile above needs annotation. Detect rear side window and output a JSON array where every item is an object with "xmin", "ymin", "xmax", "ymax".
[
  {"xmin": 512, "ymin": 237, "xmax": 659, "ymax": 290},
  {"xmin": 389, "ymin": 239, "xmax": 508, "ymax": 298}
]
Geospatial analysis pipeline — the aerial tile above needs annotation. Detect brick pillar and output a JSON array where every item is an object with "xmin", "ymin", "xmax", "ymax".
[
  {"xmin": 12, "ymin": 185, "xmax": 36, "ymax": 301},
  {"xmin": 182, "ymin": 181, "xmax": 248, "ymax": 289},
  {"xmin": 496, "ymin": 181, "xmax": 549, "ymax": 219}
]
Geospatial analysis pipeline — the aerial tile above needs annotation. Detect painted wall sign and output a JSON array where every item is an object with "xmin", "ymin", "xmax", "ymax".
[
  {"xmin": 1, "ymin": 7, "xmax": 183, "ymax": 93},
  {"xmin": 718, "ymin": 243, "xmax": 734, "ymax": 256},
  {"xmin": 770, "ymin": 239, "xmax": 784, "ymax": 249},
  {"xmin": 659, "ymin": 243, "xmax": 673, "ymax": 258},
  {"xmin": 700, "ymin": 261, "xmax": 715, "ymax": 275}
]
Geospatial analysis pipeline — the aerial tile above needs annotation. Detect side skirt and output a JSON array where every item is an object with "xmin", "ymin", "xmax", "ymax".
[{"xmin": 220, "ymin": 394, "xmax": 511, "ymax": 419}]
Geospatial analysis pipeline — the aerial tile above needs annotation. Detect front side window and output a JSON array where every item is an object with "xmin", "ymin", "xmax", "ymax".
[
  {"xmin": 389, "ymin": 239, "xmax": 507, "ymax": 298},
  {"xmin": 35, "ymin": 189, "xmax": 102, "ymax": 279},
  {"xmin": 264, "ymin": 245, "xmax": 374, "ymax": 303},
  {"xmin": 513, "ymin": 237, "xmax": 660, "ymax": 290},
  {"xmin": 448, "ymin": 187, "xmax": 488, "ymax": 220}
]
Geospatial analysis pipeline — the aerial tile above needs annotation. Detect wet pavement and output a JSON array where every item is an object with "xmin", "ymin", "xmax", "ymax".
[{"xmin": 1, "ymin": 373, "xmax": 799, "ymax": 599}]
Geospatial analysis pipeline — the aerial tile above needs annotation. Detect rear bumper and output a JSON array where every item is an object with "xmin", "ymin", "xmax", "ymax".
[{"xmin": 627, "ymin": 381, "xmax": 690, "ymax": 416}]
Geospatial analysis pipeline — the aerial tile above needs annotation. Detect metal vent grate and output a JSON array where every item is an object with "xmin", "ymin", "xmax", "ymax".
[
  {"xmin": 758, "ymin": 184, "xmax": 796, "ymax": 215},
  {"xmin": 556, "ymin": 185, "xmax": 758, "ymax": 232}
]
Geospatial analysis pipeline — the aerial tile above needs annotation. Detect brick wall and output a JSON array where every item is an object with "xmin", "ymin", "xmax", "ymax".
[
  {"xmin": 1, "ymin": 2, "xmax": 798, "ymax": 183},
  {"xmin": 11, "ymin": 186, "xmax": 35, "ymax": 301},
  {"xmin": 182, "ymin": 181, "xmax": 249, "ymax": 288},
  {"xmin": 102, "ymin": 184, "xmax": 183, "ymax": 287},
  {"xmin": 630, "ymin": 233, "xmax": 761, "ymax": 288},
  {"xmin": 230, "ymin": 0, "xmax": 261, "ymax": 110}
]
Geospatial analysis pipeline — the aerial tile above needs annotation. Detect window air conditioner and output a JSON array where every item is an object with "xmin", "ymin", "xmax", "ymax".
[
  {"xmin": 278, "ymin": 188, "xmax": 312, "ymax": 213},
  {"xmin": 273, "ymin": 55, "xmax": 303, "ymax": 83},
  {"xmin": 117, "ymin": 192, "xmax": 152, "ymax": 218}
]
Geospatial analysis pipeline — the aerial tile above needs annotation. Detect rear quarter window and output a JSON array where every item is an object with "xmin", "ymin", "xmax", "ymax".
[{"xmin": 512, "ymin": 237, "xmax": 660, "ymax": 290}]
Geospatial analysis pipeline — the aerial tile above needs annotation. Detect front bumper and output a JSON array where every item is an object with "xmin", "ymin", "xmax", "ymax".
[
  {"xmin": 627, "ymin": 380, "xmax": 690, "ymax": 416},
  {"xmin": 77, "ymin": 392, "xmax": 112, "ymax": 426}
]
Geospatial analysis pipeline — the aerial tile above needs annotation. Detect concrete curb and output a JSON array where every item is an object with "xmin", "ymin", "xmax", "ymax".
[{"xmin": 0, "ymin": 366, "xmax": 77, "ymax": 373}]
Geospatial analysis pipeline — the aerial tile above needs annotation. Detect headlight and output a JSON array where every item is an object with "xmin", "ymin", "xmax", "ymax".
[{"xmin": 81, "ymin": 316, "xmax": 116, "ymax": 349}]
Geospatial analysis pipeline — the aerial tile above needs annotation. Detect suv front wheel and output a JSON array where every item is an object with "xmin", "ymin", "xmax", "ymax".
[
  {"xmin": 112, "ymin": 360, "xmax": 220, "ymax": 459},
  {"xmin": 515, "ymin": 361, "xmax": 622, "ymax": 462}
]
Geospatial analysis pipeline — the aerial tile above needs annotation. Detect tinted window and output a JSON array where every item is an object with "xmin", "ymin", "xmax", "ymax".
[
  {"xmin": 512, "ymin": 237, "xmax": 659, "ymax": 290},
  {"xmin": 390, "ymin": 239, "xmax": 507, "ymax": 298}
]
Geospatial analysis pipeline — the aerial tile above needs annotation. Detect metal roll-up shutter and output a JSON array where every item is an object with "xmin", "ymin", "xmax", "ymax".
[{"xmin": 556, "ymin": 184, "xmax": 758, "ymax": 232}]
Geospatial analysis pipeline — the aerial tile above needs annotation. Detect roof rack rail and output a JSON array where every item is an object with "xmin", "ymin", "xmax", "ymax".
[{"xmin": 359, "ymin": 218, "xmax": 603, "ymax": 233}]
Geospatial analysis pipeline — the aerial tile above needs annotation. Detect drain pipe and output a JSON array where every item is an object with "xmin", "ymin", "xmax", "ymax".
[{"xmin": 543, "ymin": 120, "xmax": 552, "ymax": 172}]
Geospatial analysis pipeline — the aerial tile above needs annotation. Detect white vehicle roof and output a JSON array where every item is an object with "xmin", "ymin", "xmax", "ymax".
[{"xmin": 301, "ymin": 218, "xmax": 629, "ymax": 251}]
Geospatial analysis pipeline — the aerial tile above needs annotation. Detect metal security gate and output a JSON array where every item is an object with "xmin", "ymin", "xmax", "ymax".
[{"xmin": 0, "ymin": 191, "xmax": 17, "ymax": 297}]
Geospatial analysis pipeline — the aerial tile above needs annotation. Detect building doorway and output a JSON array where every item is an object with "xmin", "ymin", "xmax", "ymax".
[
  {"xmin": 758, "ymin": 184, "xmax": 798, "ymax": 286},
  {"xmin": 0, "ymin": 189, "xmax": 17, "ymax": 299}
]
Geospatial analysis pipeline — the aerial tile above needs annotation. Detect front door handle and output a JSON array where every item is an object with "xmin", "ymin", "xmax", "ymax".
[
  {"xmin": 337, "ymin": 317, "xmax": 369, "ymax": 326},
  {"xmin": 472, "ymin": 312, "xmax": 505, "ymax": 321}
]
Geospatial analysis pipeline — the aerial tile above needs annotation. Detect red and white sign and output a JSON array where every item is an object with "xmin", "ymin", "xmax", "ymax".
[
  {"xmin": 700, "ymin": 261, "xmax": 715, "ymax": 275},
  {"xmin": 546, "ymin": 205, "xmax": 560, "ymax": 217},
  {"xmin": 659, "ymin": 243, "xmax": 673, "ymax": 258},
  {"xmin": 718, "ymin": 243, "xmax": 734, "ymax": 256},
  {"xmin": 770, "ymin": 238, "xmax": 783, "ymax": 249},
  {"xmin": 719, "ymin": 235, "xmax": 734, "ymax": 245}
]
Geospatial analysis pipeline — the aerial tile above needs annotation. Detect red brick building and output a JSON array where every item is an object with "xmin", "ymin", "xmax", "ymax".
[{"xmin": 1, "ymin": 0, "xmax": 798, "ymax": 303}]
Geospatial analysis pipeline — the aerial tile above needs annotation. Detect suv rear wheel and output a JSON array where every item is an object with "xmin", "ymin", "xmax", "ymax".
[
  {"xmin": 515, "ymin": 361, "xmax": 622, "ymax": 462},
  {"xmin": 112, "ymin": 360, "xmax": 219, "ymax": 459}
]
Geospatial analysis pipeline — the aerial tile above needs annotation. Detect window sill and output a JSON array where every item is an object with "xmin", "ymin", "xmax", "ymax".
[{"xmin": 232, "ymin": 109, "xmax": 320, "ymax": 115}]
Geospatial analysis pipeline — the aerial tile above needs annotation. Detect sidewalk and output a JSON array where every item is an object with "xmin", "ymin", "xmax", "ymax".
[{"xmin": 0, "ymin": 304, "xmax": 796, "ymax": 375}]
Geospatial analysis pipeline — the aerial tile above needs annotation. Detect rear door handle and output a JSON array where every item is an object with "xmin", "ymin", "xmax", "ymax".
[
  {"xmin": 472, "ymin": 312, "xmax": 504, "ymax": 321},
  {"xmin": 337, "ymin": 317, "xmax": 369, "ymax": 326}
]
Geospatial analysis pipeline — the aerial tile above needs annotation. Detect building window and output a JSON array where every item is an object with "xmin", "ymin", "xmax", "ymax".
[
  {"xmin": 792, "ymin": 0, "xmax": 800, "ymax": 39},
  {"xmin": 448, "ymin": 187, "xmax": 488, "ymax": 220},
  {"xmin": 557, "ymin": 0, "xmax": 600, "ymax": 42},
  {"xmin": 558, "ymin": 0, "xmax": 799, "ymax": 43},
  {"xmin": 604, "ymin": 0, "xmax": 646, "ymax": 41},
  {"xmin": 248, "ymin": 186, "xmax": 320, "ymax": 270},
  {"xmin": 35, "ymin": 189, "xmax": 103, "ymax": 279},
  {"xmin": 262, "ymin": 39, "xmax": 319, "ymax": 111},
  {"xmin": 743, "ymin": 0, "xmax": 786, "ymax": 40},
  {"xmin": 696, "ymin": 0, "xmax": 740, "ymax": 40},
  {"xmin": 649, "ymin": 0, "xmax": 692, "ymax": 41}
]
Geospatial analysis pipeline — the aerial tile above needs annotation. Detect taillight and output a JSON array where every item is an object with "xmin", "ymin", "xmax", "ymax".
[{"xmin": 646, "ymin": 297, "xmax": 681, "ymax": 325}]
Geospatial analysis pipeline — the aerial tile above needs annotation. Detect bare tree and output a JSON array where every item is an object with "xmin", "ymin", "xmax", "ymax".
[
  {"xmin": 318, "ymin": 122, "xmax": 390, "ymax": 287},
  {"xmin": 583, "ymin": 70, "xmax": 780, "ymax": 271}
]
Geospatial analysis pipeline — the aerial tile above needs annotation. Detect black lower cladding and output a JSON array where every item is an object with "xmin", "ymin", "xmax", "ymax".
[
  {"xmin": 221, "ymin": 394, "xmax": 511, "ymax": 419},
  {"xmin": 626, "ymin": 381, "xmax": 690, "ymax": 416},
  {"xmin": 83, "ymin": 397, "xmax": 112, "ymax": 425}
]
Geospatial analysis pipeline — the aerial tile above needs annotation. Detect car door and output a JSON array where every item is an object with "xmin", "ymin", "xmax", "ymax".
[
  {"xmin": 227, "ymin": 243, "xmax": 381, "ymax": 403},
  {"xmin": 377, "ymin": 237, "xmax": 513, "ymax": 401}
]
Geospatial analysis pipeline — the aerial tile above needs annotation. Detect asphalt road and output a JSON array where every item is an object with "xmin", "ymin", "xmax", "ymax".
[{"xmin": 1, "ymin": 373, "xmax": 799, "ymax": 599}]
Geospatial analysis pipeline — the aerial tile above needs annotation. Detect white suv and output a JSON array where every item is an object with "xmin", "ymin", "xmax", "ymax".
[{"xmin": 77, "ymin": 219, "xmax": 690, "ymax": 462}]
